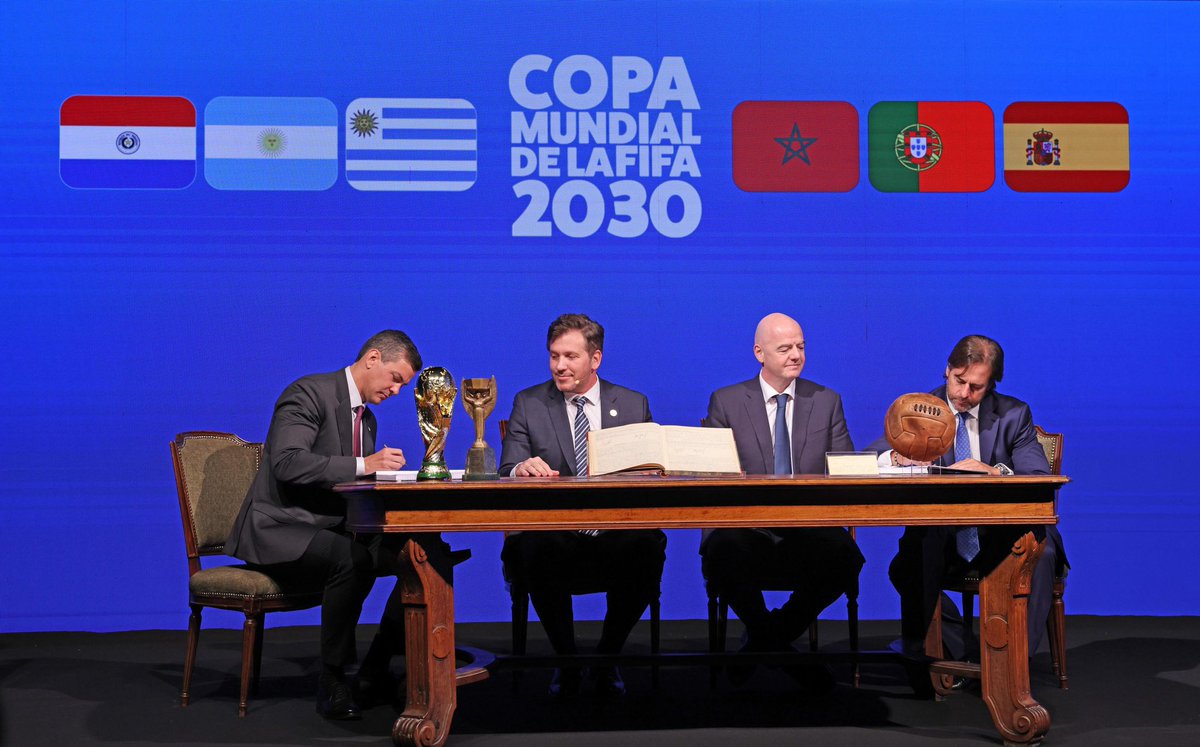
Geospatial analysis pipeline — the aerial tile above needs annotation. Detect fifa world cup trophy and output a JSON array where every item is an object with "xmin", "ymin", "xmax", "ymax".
[{"xmin": 414, "ymin": 367, "xmax": 457, "ymax": 481}]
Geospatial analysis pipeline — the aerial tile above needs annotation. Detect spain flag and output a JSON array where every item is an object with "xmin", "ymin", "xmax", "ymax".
[{"xmin": 1003, "ymin": 102, "xmax": 1129, "ymax": 192}]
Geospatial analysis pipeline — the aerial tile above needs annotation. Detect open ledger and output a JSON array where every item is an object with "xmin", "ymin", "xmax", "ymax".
[{"xmin": 586, "ymin": 422, "xmax": 742, "ymax": 476}]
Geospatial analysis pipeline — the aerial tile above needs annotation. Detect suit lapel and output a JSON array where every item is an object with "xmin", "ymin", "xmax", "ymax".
[
  {"xmin": 790, "ymin": 385, "xmax": 813, "ymax": 469},
  {"xmin": 741, "ymin": 379, "xmax": 774, "ymax": 471},
  {"xmin": 977, "ymin": 393, "xmax": 999, "ymax": 464},
  {"xmin": 363, "ymin": 408, "xmax": 376, "ymax": 456},
  {"xmin": 333, "ymin": 371, "xmax": 355, "ymax": 458},
  {"xmin": 544, "ymin": 383, "xmax": 577, "ymax": 474},
  {"xmin": 600, "ymin": 381, "xmax": 620, "ymax": 428}
]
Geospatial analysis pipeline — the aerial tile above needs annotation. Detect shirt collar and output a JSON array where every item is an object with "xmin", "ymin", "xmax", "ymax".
[
  {"xmin": 564, "ymin": 378, "xmax": 600, "ymax": 407},
  {"xmin": 344, "ymin": 367, "xmax": 364, "ymax": 410},
  {"xmin": 947, "ymin": 395, "xmax": 980, "ymax": 421},
  {"xmin": 758, "ymin": 373, "xmax": 796, "ymax": 403}
]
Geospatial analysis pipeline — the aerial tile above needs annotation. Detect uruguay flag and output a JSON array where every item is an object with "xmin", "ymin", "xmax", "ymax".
[
  {"xmin": 204, "ymin": 97, "xmax": 338, "ymax": 191},
  {"xmin": 345, "ymin": 98, "xmax": 477, "ymax": 191},
  {"xmin": 59, "ymin": 96, "xmax": 196, "ymax": 189}
]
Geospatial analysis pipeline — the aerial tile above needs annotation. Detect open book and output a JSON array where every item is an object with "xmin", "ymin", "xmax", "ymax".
[{"xmin": 586, "ymin": 422, "xmax": 742, "ymax": 476}]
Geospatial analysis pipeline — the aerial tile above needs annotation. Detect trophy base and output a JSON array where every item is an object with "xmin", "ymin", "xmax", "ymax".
[
  {"xmin": 417, "ymin": 459, "xmax": 451, "ymax": 481},
  {"xmin": 463, "ymin": 444, "xmax": 498, "ymax": 481}
]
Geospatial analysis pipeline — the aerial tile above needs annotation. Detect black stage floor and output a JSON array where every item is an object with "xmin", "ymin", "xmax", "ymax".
[{"xmin": 3, "ymin": 616, "xmax": 1199, "ymax": 746}]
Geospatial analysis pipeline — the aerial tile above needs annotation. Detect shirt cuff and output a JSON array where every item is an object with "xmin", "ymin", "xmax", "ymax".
[
  {"xmin": 877, "ymin": 449, "xmax": 894, "ymax": 467},
  {"xmin": 356, "ymin": 457, "xmax": 366, "ymax": 477}
]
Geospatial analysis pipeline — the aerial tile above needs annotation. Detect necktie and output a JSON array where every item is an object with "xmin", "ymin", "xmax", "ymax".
[
  {"xmin": 954, "ymin": 411, "xmax": 980, "ymax": 562},
  {"xmin": 773, "ymin": 393, "xmax": 792, "ymax": 475},
  {"xmin": 352, "ymin": 405, "xmax": 364, "ymax": 458},
  {"xmin": 572, "ymin": 396, "xmax": 600, "ymax": 536}
]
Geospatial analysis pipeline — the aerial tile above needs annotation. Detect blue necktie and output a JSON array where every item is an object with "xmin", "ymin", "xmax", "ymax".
[
  {"xmin": 773, "ymin": 393, "xmax": 792, "ymax": 475},
  {"xmin": 572, "ymin": 395, "xmax": 590, "ymax": 476},
  {"xmin": 954, "ymin": 411, "xmax": 980, "ymax": 562},
  {"xmin": 573, "ymin": 396, "xmax": 600, "ymax": 536}
]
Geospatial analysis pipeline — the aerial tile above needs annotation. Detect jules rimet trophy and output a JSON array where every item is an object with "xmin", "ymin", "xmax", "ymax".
[
  {"xmin": 414, "ymin": 367, "xmax": 457, "ymax": 481},
  {"xmin": 460, "ymin": 376, "xmax": 499, "ymax": 480}
]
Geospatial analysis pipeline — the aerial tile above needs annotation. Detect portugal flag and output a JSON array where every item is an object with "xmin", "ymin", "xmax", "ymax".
[
  {"xmin": 868, "ymin": 101, "xmax": 994, "ymax": 193},
  {"xmin": 732, "ymin": 101, "xmax": 858, "ymax": 192},
  {"xmin": 1003, "ymin": 102, "xmax": 1129, "ymax": 192}
]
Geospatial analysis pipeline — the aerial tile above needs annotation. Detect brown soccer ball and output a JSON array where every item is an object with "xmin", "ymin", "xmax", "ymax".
[{"xmin": 885, "ymin": 393, "xmax": 957, "ymax": 462}]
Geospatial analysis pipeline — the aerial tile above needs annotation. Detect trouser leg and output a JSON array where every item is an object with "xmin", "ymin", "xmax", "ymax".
[
  {"xmin": 595, "ymin": 530, "xmax": 666, "ymax": 654},
  {"xmin": 702, "ymin": 529, "xmax": 777, "ymax": 645},
  {"xmin": 773, "ymin": 527, "xmax": 865, "ymax": 642},
  {"xmin": 293, "ymin": 529, "xmax": 377, "ymax": 670}
]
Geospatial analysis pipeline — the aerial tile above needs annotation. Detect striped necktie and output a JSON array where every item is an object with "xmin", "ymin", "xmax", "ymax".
[
  {"xmin": 573, "ymin": 395, "xmax": 600, "ymax": 536},
  {"xmin": 954, "ymin": 411, "xmax": 981, "ymax": 561}
]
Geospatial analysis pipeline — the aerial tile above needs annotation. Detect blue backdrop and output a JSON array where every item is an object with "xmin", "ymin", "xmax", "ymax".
[{"xmin": 2, "ymin": 0, "xmax": 1198, "ymax": 633}]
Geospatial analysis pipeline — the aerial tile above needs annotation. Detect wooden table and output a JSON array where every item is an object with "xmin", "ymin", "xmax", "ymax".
[{"xmin": 337, "ymin": 473, "xmax": 1068, "ymax": 747}]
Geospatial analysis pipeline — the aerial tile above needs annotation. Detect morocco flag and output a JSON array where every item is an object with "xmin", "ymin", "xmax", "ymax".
[
  {"xmin": 732, "ymin": 101, "xmax": 858, "ymax": 192},
  {"xmin": 1003, "ymin": 102, "xmax": 1129, "ymax": 192},
  {"xmin": 868, "ymin": 101, "xmax": 994, "ymax": 192}
]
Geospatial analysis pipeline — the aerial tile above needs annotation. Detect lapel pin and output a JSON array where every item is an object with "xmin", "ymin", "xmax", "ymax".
[{"xmin": 609, "ymin": 409, "xmax": 618, "ymax": 417}]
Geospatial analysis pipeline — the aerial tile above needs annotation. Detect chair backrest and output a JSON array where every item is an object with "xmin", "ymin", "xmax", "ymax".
[
  {"xmin": 1034, "ymin": 425, "xmax": 1064, "ymax": 476},
  {"xmin": 171, "ymin": 431, "xmax": 262, "ymax": 575}
]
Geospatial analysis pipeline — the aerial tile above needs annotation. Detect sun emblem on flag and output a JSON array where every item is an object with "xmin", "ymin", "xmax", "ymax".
[
  {"xmin": 350, "ymin": 109, "xmax": 379, "ymax": 138},
  {"xmin": 256, "ymin": 128, "xmax": 287, "ymax": 157},
  {"xmin": 115, "ymin": 131, "xmax": 141, "ymax": 155},
  {"xmin": 894, "ymin": 123, "xmax": 942, "ymax": 171}
]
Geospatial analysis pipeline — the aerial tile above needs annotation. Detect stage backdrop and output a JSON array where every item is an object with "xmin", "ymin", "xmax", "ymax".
[{"xmin": 2, "ymin": 1, "xmax": 1198, "ymax": 633}]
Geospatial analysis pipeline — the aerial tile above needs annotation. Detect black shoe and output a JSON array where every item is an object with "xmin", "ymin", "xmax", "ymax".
[
  {"xmin": 317, "ymin": 673, "xmax": 361, "ymax": 720},
  {"xmin": 548, "ymin": 667, "xmax": 582, "ymax": 698},
  {"xmin": 591, "ymin": 666, "xmax": 626, "ymax": 697},
  {"xmin": 354, "ymin": 666, "xmax": 400, "ymax": 709}
]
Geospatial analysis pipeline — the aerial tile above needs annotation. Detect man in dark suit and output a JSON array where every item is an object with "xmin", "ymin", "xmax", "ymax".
[
  {"xmin": 499, "ymin": 313, "xmax": 666, "ymax": 697},
  {"xmin": 226, "ymin": 330, "xmax": 438, "ymax": 719},
  {"xmin": 701, "ymin": 313, "xmax": 864, "ymax": 689},
  {"xmin": 874, "ymin": 334, "xmax": 1067, "ymax": 658}
]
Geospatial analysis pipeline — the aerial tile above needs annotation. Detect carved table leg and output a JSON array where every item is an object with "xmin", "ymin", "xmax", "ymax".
[
  {"xmin": 392, "ymin": 539, "xmax": 457, "ymax": 747},
  {"xmin": 978, "ymin": 531, "xmax": 1051, "ymax": 746}
]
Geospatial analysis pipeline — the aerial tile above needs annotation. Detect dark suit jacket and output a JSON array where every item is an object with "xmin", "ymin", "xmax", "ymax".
[
  {"xmin": 868, "ymin": 385, "xmax": 1066, "ymax": 566},
  {"xmin": 701, "ymin": 376, "xmax": 854, "ymax": 549},
  {"xmin": 226, "ymin": 370, "xmax": 376, "ymax": 566},
  {"xmin": 704, "ymin": 376, "xmax": 854, "ymax": 475},
  {"xmin": 498, "ymin": 378, "xmax": 652, "ymax": 476}
]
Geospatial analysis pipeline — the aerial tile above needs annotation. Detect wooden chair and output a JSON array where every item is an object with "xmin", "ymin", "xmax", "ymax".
[
  {"xmin": 171, "ymin": 431, "xmax": 325, "ymax": 716},
  {"xmin": 498, "ymin": 420, "xmax": 663, "ymax": 670},
  {"xmin": 938, "ymin": 425, "xmax": 1069, "ymax": 689},
  {"xmin": 705, "ymin": 533, "xmax": 862, "ymax": 687}
]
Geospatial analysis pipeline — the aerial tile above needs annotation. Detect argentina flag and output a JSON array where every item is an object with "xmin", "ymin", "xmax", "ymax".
[
  {"xmin": 345, "ymin": 98, "xmax": 477, "ymax": 191},
  {"xmin": 204, "ymin": 97, "xmax": 338, "ymax": 190}
]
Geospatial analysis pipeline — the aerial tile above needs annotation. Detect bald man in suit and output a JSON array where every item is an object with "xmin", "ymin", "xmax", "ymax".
[{"xmin": 701, "ymin": 313, "xmax": 864, "ymax": 689}]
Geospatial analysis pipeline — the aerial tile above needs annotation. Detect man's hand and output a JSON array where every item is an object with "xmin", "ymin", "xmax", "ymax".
[
  {"xmin": 892, "ymin": 451, "xmax": 932, "ymax": 467},
  {"xmin": 515, "ymin": 456, "xmax": 559, "ymax": 477},
  {"xmin": 949, "ymin": 458, "xmax": 1000, "ymax": 475},
  {"xmin": 364, "ymin": 447, "xmax": 406, "ymax": 473}
]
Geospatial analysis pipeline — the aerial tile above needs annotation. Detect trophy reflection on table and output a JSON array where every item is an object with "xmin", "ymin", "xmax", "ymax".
[
  {"xmin": 461, "ymin": 376, "xmax": 499, "ymax": 480},
  {"xmin": 414, "ymin": 367, "xmax": 457, "ymax": 481}
]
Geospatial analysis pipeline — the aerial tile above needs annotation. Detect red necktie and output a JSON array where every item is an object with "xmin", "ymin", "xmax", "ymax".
[{"xmin": 352, "ymin": 405, "xmax": 364, "ymax": 458}]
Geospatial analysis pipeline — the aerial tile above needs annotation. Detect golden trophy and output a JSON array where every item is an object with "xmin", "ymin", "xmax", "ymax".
[
  {"xmin": 414, "ymin": 367, "xmax": 457, "ymax": 481},
  {"xmin": 460, "ymin": 376, "xmax": 499, "ymax": 480}
]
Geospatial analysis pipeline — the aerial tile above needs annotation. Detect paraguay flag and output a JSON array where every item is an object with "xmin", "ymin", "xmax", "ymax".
[
  {"xmin": 868, "ymin": 101, "xmax": 995, "ymax": 193},
  {"xmin": 204, "ymin": 97, "xmax": 338, "ymax": 191},
  {"xmin": 59, "ymin": 95, "xmax": 196, "ymax": 189},
  {"xmin": 1003, "ymin": 102, "xmax": 1129, "ymax": 192},
  {"xmin": 345, "ymin": 98, "xmax": 477, "ymax": 191}
]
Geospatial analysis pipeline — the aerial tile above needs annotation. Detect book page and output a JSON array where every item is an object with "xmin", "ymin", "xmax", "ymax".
[
  {"xmin": 587, "ymin": 422, "xmax": 667, "ymax": 475},
  {"xmin": 661, "ymin": 426, "xmax": 742, "ymax": 474}
]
